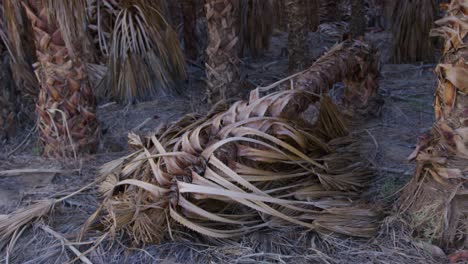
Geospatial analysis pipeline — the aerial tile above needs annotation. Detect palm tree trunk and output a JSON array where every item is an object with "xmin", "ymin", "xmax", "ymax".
[
  {"xmin": 400, "ymin": 1, "xmax": 468, "ymax": 247},
  {"xmin": 205, "ymin": 0, "xmax": 240, "ymax": 104},
  {"xmin": 23, "ymin": 0, "xmax": 100, "ymax": 158},
  {"xmin": 0, "ymin": 53, "xmax": 17, "ymax": 140},
  {"xmin": 320, "ymin": 0, "xmax": 340, "ymax": 23},
  {"xmin": 306, "ymin": 0, "xmax": 320, "ymax": 31},
  {"xmin": 286, "ymin": 0, "xmax": 309, "ymax": 72},
  {"xmin": 390, "ymin": 0, "xmax": 437, "ymax": 63},
  {"xmin": 350, "ymin": 0, "xmax": 366, "ymax": 38},
  {"xmin": 181, "ymin": 0, "xmax": 198, "ymax": 60}
]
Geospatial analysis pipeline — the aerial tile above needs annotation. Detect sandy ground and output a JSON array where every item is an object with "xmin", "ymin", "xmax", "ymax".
[{"xmin": 0, "ymin": 31, "xmax": 447, "ymax": 263}]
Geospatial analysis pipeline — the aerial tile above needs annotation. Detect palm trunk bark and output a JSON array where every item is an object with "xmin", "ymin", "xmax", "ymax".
[
  {"xmin": 286, "ymin": 0, "xmax": 309, "ymax": 72},
  {"xmin": 400, "ymin": 1, "xmax": 468, "ymax": 247},
  {"xmin": 350, "ymin": 0, "xmax": 366, "ymax": 38},
  {"xmin": 205, "ymin": 0, "xmax": 240, "ymax": 104},
  {"xmin": 320, "ymin": 0, "xmax": 340, "ymax": 23},
  {"xmin": 0, "ymin": 53, "xmax": 17, "ymax": 140},
  {"xmin": 181, "ymin": 0, "xmax": 198, "ymax": 60},
  {"xmin": 23, "ymin": 0, "xmax": 100, "ymax": 158},
  {"xmin": 390, "ymin": 0, "xmax": 437, "ymax": 63}
]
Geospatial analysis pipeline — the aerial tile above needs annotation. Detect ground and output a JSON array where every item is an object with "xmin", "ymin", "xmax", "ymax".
[{"xmin": 0, "ymin": 31, "xmax": 447, "ymax": 263}]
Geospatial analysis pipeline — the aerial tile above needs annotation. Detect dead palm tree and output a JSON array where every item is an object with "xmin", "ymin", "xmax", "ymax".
[
  {"xmin": 238, "ymin": 0, "xmax": 273, "ymax": 57},
  {"xmin": 0, "ymin": 51, "xmax": 16, "ymax": 140},
  {"xmin": 350, "ymin": 0, "xmax": 366, "ymax": 38},
  {"xmin": 205, "ymin": 0, "xmax": 240, "ymax": 104},
  {"xmin": 399, "ymin": 0, "xmax": 468, "ymax": 247},
  {"xmin": 286, "ymin": 0, "xmax": 309, "ymax": 72},
  {"xmin": 77, "ymin": 39, "xmax": 382, "ymax": 245},
  {"xmin": 181, "ymin": 0, "xmax": 198, "ymax": 60},
  {"xmin": 391, "ymin": 0, "xmax": 437, "ymax": 63},
  {"xmin": 321, "ymin": 0, "xmax": 340, "ymax": 23},
  {"xmin": 19, "ymin": 0, "xmax": 100, "ymax": 158}
]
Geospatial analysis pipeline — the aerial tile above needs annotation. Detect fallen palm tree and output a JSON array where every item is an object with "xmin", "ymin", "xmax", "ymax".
[
  {"xmin": 399, "ymin": 0, "xmax": 468, "ymax": 248},
  {"xmin": 79, "ymin": 39, "xmax": 382, "ymax": 244},
  {"xmin": 0, "ymin": 40, "xmax": 382, "ymax": 249}
]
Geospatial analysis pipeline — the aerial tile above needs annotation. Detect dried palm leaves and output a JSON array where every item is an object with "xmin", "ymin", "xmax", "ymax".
[
  {"xmin": 238, "ymin": 0, "xmax": 273, "ymax": 57},
  {"xmin": 399, "ymin": 0, "xmax": 468, "ymax": 248},
  {"xmin": 90, "ymin": 0, "xmax": 187, "ymax": 103},
  {"xmin": 81, "ymin": 39, "xmax": 382, "ymax": 245},
  {"xmin": 391, "ymin": 0, "xmax": 437, "ymax": 63}
]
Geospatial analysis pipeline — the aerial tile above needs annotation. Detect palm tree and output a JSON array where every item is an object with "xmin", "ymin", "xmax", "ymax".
[
  {"xmin": 82, "ymin": 39, "xmax": 382, "ymax": 244},
  {"xmin": 21, "ymin": 0, "xmax": 100, "ymax": 158},
  {"xmin": 320, "ymin": 0, "xmax": 340, "ymax": 23},
  {"xmin": 391, "ymin": 0, "xmax": 437, "ymax": 63},
  {"xmin": 286, "ymin": 0, "xmax": 309, "ymax": 72},
  {"xmin": 205, "ymin": 0, "xmax": 240, "ymax": 104},
  {"xmin": 181, "ymin": 0, "xmax": 198, "ymax": 60},
  {"xmin": 399, "ymin": 0, "xmax": 467, "ymax": 247},
  {"xmin": 350, "ymin": 0, "xmax": 366, "ymax": 38},
  {"xmin": 0, "ymin": 52, "xmax": 16, "ymax": 140}
]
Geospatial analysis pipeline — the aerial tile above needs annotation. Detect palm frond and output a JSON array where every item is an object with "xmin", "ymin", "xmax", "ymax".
[
  {"xmin": 238, "ymin": 0, "xmax": 273, "ymax": 57},
  {"xmin": 99, "ymin": 0, "xmax": 187, "ymax": 103},
  {"xmin": 391, "ymin": 0, "xmax": 437, "ymax": 63}
]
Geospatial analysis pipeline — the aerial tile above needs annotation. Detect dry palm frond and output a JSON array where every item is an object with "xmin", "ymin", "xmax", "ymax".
[
  {"xmin": 2, "ymin": 0, "xmax": 38, "ymax": 119},
  {"xmin": 238, "ymin": 0, "xmax": 273, "ymax": 57},
  {"xmin": 82, "ymin": 39, "xmax": 382, "ymax": 245},
  {"xmin": 0, "ymin": 183, "xmax": 93, "ymax": 250},
  {"xmin": 98, "ymin": 0, "xmax": 186, "ymax": 103},
  {"xmin": 399, "ymin": 0, "xmax": 468, "ymax": 248},
  {"xmin": 391, "ymin": 0, "xmax": 437, "ymax": 63}
]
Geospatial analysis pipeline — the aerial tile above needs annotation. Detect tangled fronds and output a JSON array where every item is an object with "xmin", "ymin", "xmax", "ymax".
[
  {"xmin": 90, "ymin": 0, "xmax": 187, "ymax": 103},
  {"xmin": 238, "ymin": 0, "xmax": 273, "ymax": 57},
  {"xmin": 81, "ymin": 39, "xmax": 382, "ymax": 245},
  {"xmin": 391, "ymin": 0, "xmax": 437, "ymax": 63},
  {"xmin": 399, "ymin": 0, "xmax": 468, "ymax": 248}
]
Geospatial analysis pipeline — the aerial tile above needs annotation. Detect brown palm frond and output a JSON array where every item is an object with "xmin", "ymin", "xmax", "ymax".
[
  {"xmin": 98, "ymin": 0, "xmax": 187, "ymax": 103},
  {"xmin": 238, "ymin": 0, "xmax": 273, "ymax": 57},
  {"xmin": 81, "ymin": 39, "xmax": 382, "ymax": 245},
  {"xmin": 391, "ymin": 0, "xmax": 437, "ymax": 63},
  {"xmin": 2, "ymin": 0, "xmax": 38, "ymax": 117},
  {"xmin": 399, "ymin": 0, "xmax": 468, "ymax": 248}
]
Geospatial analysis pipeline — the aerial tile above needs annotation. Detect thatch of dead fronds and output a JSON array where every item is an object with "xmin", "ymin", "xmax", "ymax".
[
  {"xmin": 238, "ymin": 0, "xmax": 273, "ymax": 57},
  {"xmin": 89, "ymin": 0, "xmax": 187, "ymax": 103},
  {"xmin": 390, "ymin": 0, "xmax": 437, "ymax": 63},
  {"xmin": 78, "ymin": 39, "xmax": 382, "ymax": 245},
  {"xmin": 399, "ymin": 0, "xmax": 468, "ymax": 248}
]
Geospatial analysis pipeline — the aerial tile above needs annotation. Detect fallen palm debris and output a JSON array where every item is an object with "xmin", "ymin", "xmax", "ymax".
[{"xmin": 80, "ymin": 39, "xmax": 383, "ymax": 244}]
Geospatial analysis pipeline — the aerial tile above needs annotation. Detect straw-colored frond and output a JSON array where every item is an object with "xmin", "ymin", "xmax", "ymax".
[{"xmin": 98, "ymin": 0, "xmax": 187, "ymax": 103}]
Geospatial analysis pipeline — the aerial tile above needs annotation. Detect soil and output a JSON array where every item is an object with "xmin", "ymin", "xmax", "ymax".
[{"xmin": 0, "ymin": 31, "xmax": 447, "ymax": 264}]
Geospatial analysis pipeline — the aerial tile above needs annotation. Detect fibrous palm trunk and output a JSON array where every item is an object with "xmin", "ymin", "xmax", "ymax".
[
  {"xmin": 286, "ymin": 0, "xmax": 309, "ymax": 72},
  {"xmin": 205, "ymin": 0, "xmax": 240, "ymax": 104},
  {"xmin": 306, "ymin": 0, "xmax": 320, "ymax": 31},
  {"xmin": 238, "ymin": 0, "xmax": 273, "ymax": 57},
  {"xmin": 390, "ymin": 0, "xmax": 437, "ymax": 63},
  {"xmin": 350, "ymin": 0, "xmax": 366, "ymax": 38},
  {"xmin": 399, "ymin": 0, "xmax": 468, "ymax": 248},
  {"xmin": 23, "ymin": 0, "xmax": 100, "ymax": 158},
  {"xmin": 181, "ymin": 0, "xmax": 199, "ymax": 60},
  {"xmin": 320, "ymin": 0, "xmax": 340, "ymax": 23},
  {"xmin": 0, "ymin": 53, "xmax": 17, "ymax": 140}
]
